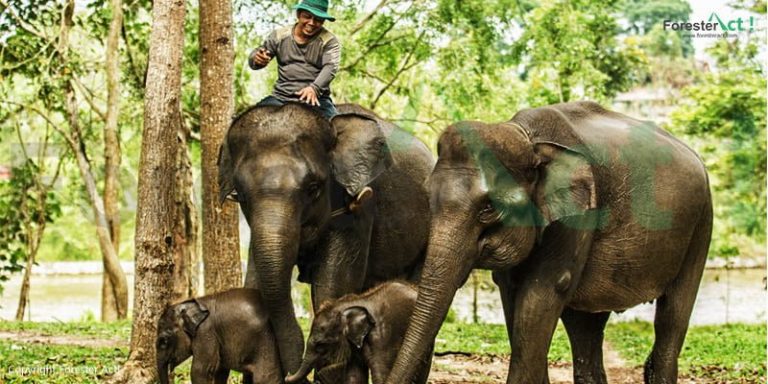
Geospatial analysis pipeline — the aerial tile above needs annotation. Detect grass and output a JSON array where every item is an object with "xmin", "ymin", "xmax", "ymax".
[
  {"xmin": 0, "ymin": 342, "xmax": 126, "ymax": 383},
  {"xmin": 0, "ymin": 319, "xmax": 764, "ymax": 383},
  {"xmin": 435, "ymin": 321, "xmax": 572, "ymax": 362},
  {"xmin": 606, "ymin": 321, "xmax": 767, "ymax": 382},
  {"xmin": 0, "ymin": 319, "xmax": 132, "ymax": 340}
]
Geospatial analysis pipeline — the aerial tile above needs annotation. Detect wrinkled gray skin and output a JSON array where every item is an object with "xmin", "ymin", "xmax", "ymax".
[
  {"xmin": 156, "ymin": 288, "xmax": 281, "ymax": 384},
  {"xmin": 218, "ymin": 103, "xmax": 433, "ymax": 376},
  {"xmin": 285, "ymin": 281, "xmax": 432, "ymax": 384},
  {"xmin": 386, "ymin": 101, "xmax": 713, "ymax": 384}
]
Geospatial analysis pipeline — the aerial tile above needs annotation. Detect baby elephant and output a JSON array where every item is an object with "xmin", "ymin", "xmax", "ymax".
[
  {"xmin": 155, "ymin": 288, "xmax": 282, "ymax": 384},
  {"xmin": 285, "ymin": 281, "xmax": 433, "ymax": 384}
]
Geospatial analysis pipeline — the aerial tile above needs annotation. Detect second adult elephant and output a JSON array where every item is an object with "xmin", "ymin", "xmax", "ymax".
[
  {"xmin": 218, "ymin": 103, "xmax": 433, "ymax": 375},
  {"xmin": 386, "ymin": 101, "xmax": 712, "ymax": 384}
]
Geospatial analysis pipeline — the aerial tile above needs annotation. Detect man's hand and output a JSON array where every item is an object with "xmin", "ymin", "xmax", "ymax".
[
  {"xmin": 250, "ymin": 47, "xmax": 272, "ymax": 67},
  {"xmin": 295, "ymin": 86, "xmax": 319, "ymax": 106}
]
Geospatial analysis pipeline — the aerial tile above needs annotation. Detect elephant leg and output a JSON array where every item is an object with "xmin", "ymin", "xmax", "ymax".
[
  {"xmin": 191, "ymin": 360, "xmax": 218, "ymax": 384},
  {"xmin": 493, "ymin": 270, "xmax": 518, "ymax": 349},
  {"xmin": 506, "ymin": 220, "xmax": 594, "ymax": 384},
  {"xmin": 495, "ymin": 269, "xmax": 552, "ymax": 384},
  {"xmin": 191, "ymin": 344, "xmax": 222, "ymax": 384},
  {"xmin": 644, "ymin": 219, "xmax": 709, "ymax": 384},
  {"xmin": 213, "ymin": 370, "xmax": 229, "ymax": 384},
  {"xmin": 247, "ymin": 331, "xmax": 284, "ymax": 384},
  {"xmin": 343, "ymin": 358, "xmax": 369, "ymax": 384},
  {"xmin": 311, "ymin": 209, "xmax": 374, "ymax": 308},
  {"xmin": 561, "ymin": 308, "xmax": 610, "ymax": 384}
]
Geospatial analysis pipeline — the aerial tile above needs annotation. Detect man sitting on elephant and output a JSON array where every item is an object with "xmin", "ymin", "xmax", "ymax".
[{"xmin": 249, "ymin": 0, "xmax": 340, "ymax": 119}]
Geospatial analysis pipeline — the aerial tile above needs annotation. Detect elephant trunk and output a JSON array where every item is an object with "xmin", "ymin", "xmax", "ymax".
[
  {"xmin": 156, "ymin": 358, "xmax": 171, "ymax": 384},
  {"xmin": 386, "ymin": 224, "xmax": 477, "ymax": 384},
  {"xmin": 285, "ymin": 354, "xmax": 317, "ymax": 383},
  {"xmin": 248, "ymin": 202, "xmax": 304, "ymax": 374}
]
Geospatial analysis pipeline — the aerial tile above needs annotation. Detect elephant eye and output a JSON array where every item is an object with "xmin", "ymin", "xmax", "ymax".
[
  {"xmin": 478, "ymin": 201, "xmax": 501, "ymax": 224},
  {"xmin": 306, "ymin": 181, "xmax": 322, "ymax": 199}
]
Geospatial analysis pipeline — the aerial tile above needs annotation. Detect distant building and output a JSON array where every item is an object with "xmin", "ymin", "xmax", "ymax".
[{"xmin": 612, "ymin": 87, "xmax": 677, "ymax": 123}]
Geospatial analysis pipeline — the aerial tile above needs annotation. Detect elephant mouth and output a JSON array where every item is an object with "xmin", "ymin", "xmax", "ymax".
[{"xmin": 479, "ymin": 241, "xmax": 493, "ymax": 260}]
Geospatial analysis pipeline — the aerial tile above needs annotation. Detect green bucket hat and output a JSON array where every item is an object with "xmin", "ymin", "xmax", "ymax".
[{"xmin": 294, "ymin": 0, "xmax": 335, "ymax": 22}]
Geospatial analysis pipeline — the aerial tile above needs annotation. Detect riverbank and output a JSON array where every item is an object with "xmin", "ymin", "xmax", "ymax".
[{"xmin": 20, "ymin": 255, "xmax": 766, "ymax": 276}]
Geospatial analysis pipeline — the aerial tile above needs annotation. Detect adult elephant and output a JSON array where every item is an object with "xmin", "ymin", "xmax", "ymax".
[
  {"xmin": 386, "ymin": 101, "xmax": 712, "ymax": 384},
  {"xmin": 218, "ymin": 102, "xmax": 433, "ymax": 376}
]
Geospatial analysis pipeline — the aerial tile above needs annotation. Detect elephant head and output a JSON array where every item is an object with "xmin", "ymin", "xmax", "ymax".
[
  {"xmin": 217, "ymin": 103, "xmax": 393, "ymax": 373},
  {"xmin": 285, "ymin": 304, "xmax": 374, "ymax": 383},
  {"xmin": 386, "ymin": 121, "xmax": 598, "ymax": 383},
  {"xmin": 156, "ymin": 299, "xmax": 210, "ymax": 384}
]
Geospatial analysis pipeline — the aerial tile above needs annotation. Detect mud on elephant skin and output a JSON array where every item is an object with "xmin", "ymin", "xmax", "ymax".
[
  {"xmin": 155, "ymin": 288, "xmax": 281, "ymax": 384},
  {"xmin": 386, "ymin": 101, "xmax": 713, "ymax": 384},
  {"xmin": 217, "ymin": 102, "xmax": 434, "ymax": 375},
  {"xmin": 285, "ymin": 281, "xmax": 433, "ymax": 384}
]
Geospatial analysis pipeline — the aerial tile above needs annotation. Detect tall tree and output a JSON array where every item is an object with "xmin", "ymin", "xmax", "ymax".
[
  {"xmin": 200, "ymin": 0, "xmax": 242, "ymax": 293},
  {"xmin": 11, "ymin": 118, "xmax": 66, "ymax": 320},
  {"xmin": 102, "ymin": 0, "xmax": 125, "ymax": 322},
  {"xmin": 171, "ymin": 120, "xmax": 199, "ymax": 301},
  {"xmin": 0, "ymin": 0, "xmax": 131, "ymax": 320},
  {"xmin": 108, "ymin": 0, "xmax": 186, "ymax": 381}
]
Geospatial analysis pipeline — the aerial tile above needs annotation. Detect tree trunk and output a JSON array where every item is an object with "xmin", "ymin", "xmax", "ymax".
[
  {"xmin": 102, "ymin": 0, "xmax": 124, "ymax": 322},
  {"xmin": 171, "ymin": 124, "xmax": 198, "ymax": 301},
  {"xmin": 107, "ymin": 0, "xmax": 186, "ymax": 382},
  {"xmin": 15, "ymin": 251, "xmax": 33, "ymax": 321},
  {"xmin": 55, "ymin": 0, "xmax": 129, "ymax": 320},
  {"xmin": 199, "ymin": 0, "xmax": 241, "ymax": 294},
  {"xmin": 15, "ymin": 211, "xmax": 45, "ymax": 321}
]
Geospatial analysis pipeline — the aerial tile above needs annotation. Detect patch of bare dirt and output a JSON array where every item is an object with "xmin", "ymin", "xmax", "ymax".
[
  {"xmin": 0, "ymin": 330, "xmax": 126, "ymax": 349},
  {"xmin": 428, "ymin": 343, "xmax": 646, "ymax": 384}
]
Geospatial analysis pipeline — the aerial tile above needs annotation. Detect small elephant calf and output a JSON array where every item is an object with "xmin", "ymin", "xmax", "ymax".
[
  {"xmin": 155, "ymin": 288, "xmax": 282, "ymax": 384},
  {"xmin": 285, "ymin": 281, "xmax": 433, "ymax": 384}
]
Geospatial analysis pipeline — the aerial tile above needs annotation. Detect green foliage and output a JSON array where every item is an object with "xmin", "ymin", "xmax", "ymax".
[
  {"xmin": 512, "ymin": 0, "xmax": 647, "ymax": 104},
  {"xmin": 634, "ymin": 24, "xmax": 698, "ymax": 88},
  {"xmin": 619, "ymin": 0, "xmax": 694, "ymax": 56},
  {"xmin": 0, "ymin": 161, "xmax": 62, "ymax": 294},
  {"xmin": 606, "ymin": 321, "xmax": 767, "ymax": 381},
  {"xmin": 668, "ymin": 36, "xmax": 767, "ymax": 255}
]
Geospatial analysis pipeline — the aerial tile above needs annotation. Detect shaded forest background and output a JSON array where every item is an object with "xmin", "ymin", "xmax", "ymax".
[{"xmin": 0, "ymin": 0, "xmax": 765, "ymax": 311}]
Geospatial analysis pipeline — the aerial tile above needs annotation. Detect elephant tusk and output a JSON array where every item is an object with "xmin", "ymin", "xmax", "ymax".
[
  {"xmin": 349, "ymin": 186, "xmax": 373, "ymax": 213},
  {"xmin": 330, "ymin": 186, "xmax": 374, "ymax": 218}
]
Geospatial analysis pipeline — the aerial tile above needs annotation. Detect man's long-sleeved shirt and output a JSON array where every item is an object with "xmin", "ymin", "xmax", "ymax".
[{"xmin": 249, "ymin": 24, "xmax": 341, "ymax": 100}]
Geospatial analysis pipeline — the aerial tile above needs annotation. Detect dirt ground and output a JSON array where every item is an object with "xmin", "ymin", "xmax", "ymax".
[
  {"xmin": 428, "ymin": 348, "xmax": 649, "ymax": 384},
  {"xmin": 0, "ymin": 331, "xmax": 712, "ymax": 383}
]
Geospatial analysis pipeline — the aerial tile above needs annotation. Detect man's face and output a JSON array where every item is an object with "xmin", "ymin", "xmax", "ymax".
[{"xmin": 297, "ymin": 10, "xmax": 325, "ymax": 37}]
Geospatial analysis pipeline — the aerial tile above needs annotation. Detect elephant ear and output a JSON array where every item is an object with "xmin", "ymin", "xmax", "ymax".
[
  {"xmin": 330, "ymin": 114, "xmax": 394, "ymax": 196},
  {"xmin": 217, "ymin": 139, "xmax": 236, "ymax": 204},
  {"xmin": 342, "ymin": 306, "xmax": 375, "ymax": 349},
  {"xmin": 533, "ymin": 142, "xmax": 597, "ymax": 225},
  {"xmin": 178, "ymin": 299, "xmax": 210, "ymax": 338}
]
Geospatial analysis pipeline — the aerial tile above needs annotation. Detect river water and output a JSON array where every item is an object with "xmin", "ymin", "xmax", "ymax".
[{"xmin": 0, "ymin": 265, "xmax": 764, "ymax": 325}]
